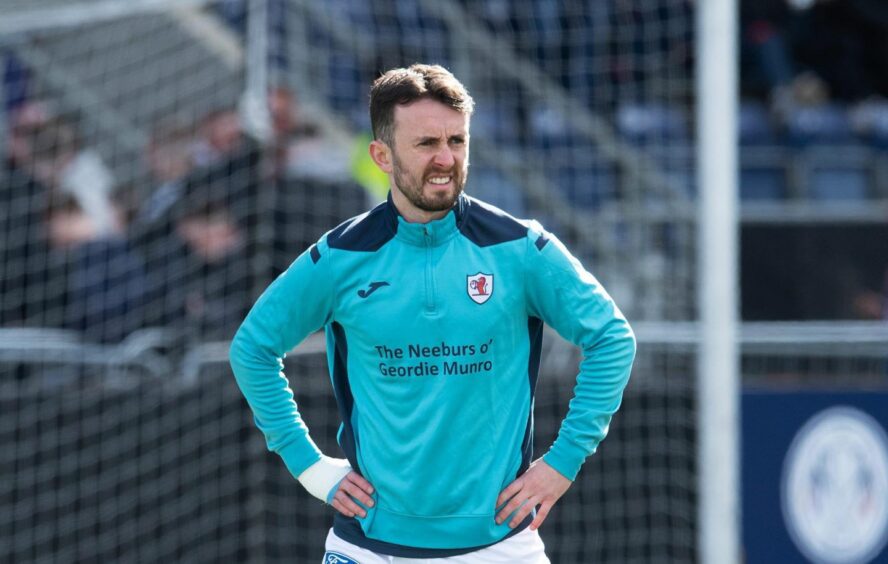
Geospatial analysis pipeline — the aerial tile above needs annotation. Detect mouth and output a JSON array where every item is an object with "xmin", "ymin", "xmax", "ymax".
[{"xmin": 426, "ymin": 175, "xmax": 453, "ymax": 189}]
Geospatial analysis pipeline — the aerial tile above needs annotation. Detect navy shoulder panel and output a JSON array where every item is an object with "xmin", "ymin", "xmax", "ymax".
[
  {"xmin": 327, "ymin": 201, "xmax": 397, "ymax": 252},
  {"xmin": 458, "ymin": 196, "xmax": 528, "ymax": 248}
]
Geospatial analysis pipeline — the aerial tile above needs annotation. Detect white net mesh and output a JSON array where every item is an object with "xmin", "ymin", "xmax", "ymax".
[{"xmin": 1, "ymin": 1, "xmax": 702, "ymax": 562}]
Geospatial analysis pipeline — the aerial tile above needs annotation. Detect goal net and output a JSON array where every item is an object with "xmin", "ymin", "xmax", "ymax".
[{"xmin": 1, "ymin": 1, "xmax": 698, "ymax": 562}]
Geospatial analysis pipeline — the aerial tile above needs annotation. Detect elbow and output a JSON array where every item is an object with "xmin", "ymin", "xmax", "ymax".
[
  {"xmin": 625, "ymin": 325, "xmax": 638, "ymax": 362},
  {"xmin": 610, "ymin": 320, "xmax": 637, "ymax": 382},
  {"xmin": 228, "ymin": 323, "xmax": 252, "ymax": 376}
]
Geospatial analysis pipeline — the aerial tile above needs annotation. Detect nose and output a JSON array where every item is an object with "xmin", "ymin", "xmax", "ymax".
[{"xmin": 432, "ymin": 146, "xmax": 455, "ymax": 168}]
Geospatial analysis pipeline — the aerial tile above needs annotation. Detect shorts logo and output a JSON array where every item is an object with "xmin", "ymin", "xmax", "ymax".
[
  {"xmin": 781, "ymin": 406, "xmax": 888, "ymax": 564},
  {"xmin": 324, "ymin": 551, "xmax": 361, "ymax": 564},
  {"xmin": 467, "ymin": 272, "xmax": 494, "ymax": 304}
]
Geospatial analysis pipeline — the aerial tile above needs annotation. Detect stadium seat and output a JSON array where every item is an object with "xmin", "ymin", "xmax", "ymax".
[
  {"xmin": 612, "ymin": 103, "xmax": 694, "ymax": 199},
  {"xmin": 850, "ymin": 100, "xmax": 888, "ymax": 150},
  {"xmin": 739, "ymin": 101, "xmax": 778, "ymax": 146},
  {"xmin": 740, "ymin": 141, "xmax": 789, "ymax": 201},
  {"xmin": 528, "ymin": 104, "xmax": 571, "ymax": 148},
  {"xmin": 393, "ymin": 1, "xmax": 451, "ymax": 66},
  {"xmin": 784, "ymin": 104, "xmax": 855, "ymax": 146},
  {"xmin": 740, "ymin": 167, "xmax": 787, "ymax": 200},
  {"xmin": 324, "ymin": 53, "xmax": 365, "ymax": 115},
  {"xmin": 554, "ymin": 151, "xmax": 618, "ymax": 209},
  {"xmin": 471, "ymin": 100, "xmax": 522, "ymax": 147},
  {"xmin": 808, "ymin": 169, "xmax": 868, "ymax": 200},
  {"xmin": 615, "ymin": 102, "xmax": 689, "ymax": 145},
  {"xmin": 526, "ymin": 105, "xmax": 618, "ymax": 208},
  {"xmin": 467, "ymin": 166, "xmax": 526, "ymax": 217},
  {"xmin": 804, "ymin": 146, "xmax": 871, "ymax": 201}
]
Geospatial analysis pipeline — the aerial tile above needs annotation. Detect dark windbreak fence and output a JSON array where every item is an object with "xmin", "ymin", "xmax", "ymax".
[{"xmin": 1, "ymin": 333, "xmax": 698, "ymax": 564}]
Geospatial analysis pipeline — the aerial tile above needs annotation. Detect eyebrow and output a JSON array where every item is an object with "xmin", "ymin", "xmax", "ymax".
[{"xmin": 415, "ymin": 134, "xmax": 466, "ymax": 144}]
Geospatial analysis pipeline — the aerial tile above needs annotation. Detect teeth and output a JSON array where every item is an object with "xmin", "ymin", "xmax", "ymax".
[{"xmin": 428, "ymin": 177, "xmax": 451, "ymax": 185}]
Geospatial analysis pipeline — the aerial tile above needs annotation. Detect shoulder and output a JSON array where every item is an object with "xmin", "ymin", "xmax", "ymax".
[
  {"xmin": 326, "ymin": 200, "xmax": 397, "ymax": 252},
  {"xmin": 459, "ymin": 195, "xmax": 550, "ymax": 250},
  {"xmin": 458, "ymin": 195, "xmax": 531, "ymax": 247}
]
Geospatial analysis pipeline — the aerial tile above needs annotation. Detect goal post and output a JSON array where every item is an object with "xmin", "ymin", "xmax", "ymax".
[{"xmin": 696, "ymin": 0, "xmax": 740, "ymax": 563}]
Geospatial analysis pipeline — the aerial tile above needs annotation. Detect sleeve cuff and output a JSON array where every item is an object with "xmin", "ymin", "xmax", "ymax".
[
  {"xmin": 278, "ymin": 438, "xmax": 323, "ymax": 480},
  {"xmin": 543, "ymin": 438, "xmax": 597, "ymax": 481}
]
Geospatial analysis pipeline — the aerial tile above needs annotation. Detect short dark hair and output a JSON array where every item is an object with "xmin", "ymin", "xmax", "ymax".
[{"xmin": 369, "ymin": 64, "xmax": 474, "ymax": 148}]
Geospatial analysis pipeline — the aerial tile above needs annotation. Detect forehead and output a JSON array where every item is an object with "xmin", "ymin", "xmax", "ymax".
[{"xmin": 392, "ymin": 98, "xmax": 469, "ymax": 139}]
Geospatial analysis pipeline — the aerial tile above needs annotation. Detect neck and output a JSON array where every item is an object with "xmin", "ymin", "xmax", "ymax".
[{"xmin": 390, "ymin": 186, "xmax": 450, "ymax": 224}]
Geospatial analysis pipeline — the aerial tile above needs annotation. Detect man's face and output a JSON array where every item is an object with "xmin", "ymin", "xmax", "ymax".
[{"xmin": 388, "ymin": 98, "xmax": 470, "ymax": 217}]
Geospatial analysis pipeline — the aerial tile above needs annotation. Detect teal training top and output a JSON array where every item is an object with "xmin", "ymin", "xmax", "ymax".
[{"xmin": 229, "ymin": 193, "xmax": 636, "ymax": 557}]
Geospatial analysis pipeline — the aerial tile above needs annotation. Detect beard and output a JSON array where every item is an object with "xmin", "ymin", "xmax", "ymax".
[{"xmin": 391, "ymin": 151, "xmax": 468, "ymax": 213}]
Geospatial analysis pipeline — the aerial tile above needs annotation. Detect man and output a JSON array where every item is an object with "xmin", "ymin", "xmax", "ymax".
[{"xmin": 230, "ymin": 64, "xmax": 636, "ymax": 563}]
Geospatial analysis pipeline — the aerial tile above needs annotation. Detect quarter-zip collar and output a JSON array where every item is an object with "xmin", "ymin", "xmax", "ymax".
[{"xmin": 387, "ymin": 192, "xmax": 468, "ymax": 247}]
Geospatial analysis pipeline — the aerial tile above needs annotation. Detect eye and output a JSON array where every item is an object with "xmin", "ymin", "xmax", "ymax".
[{"xmin": 450, "ymin": 137, "xmax": 465, "ymax": 145}]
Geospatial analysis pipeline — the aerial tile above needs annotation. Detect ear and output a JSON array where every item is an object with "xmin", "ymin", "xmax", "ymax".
[{"xmin": 369, "ymin": 140, "xmax": 393, "ymax": 174}]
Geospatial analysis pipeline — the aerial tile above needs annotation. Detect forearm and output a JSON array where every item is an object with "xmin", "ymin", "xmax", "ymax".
[
  {"xmin": 229, "ymin": 241, "xmax": 335, "ymax": 478},
  {"xmin": 229, "ymin": 326, "xmax": 323, "ymax": 478},
  {"xmin": 544, "ymin": 316, "xmax": 636, "ymax": 480}
]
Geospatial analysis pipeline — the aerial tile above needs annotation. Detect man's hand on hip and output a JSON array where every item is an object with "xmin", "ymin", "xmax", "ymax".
[
  {"xmin": 330, "ymin": 471, "xmax": 375, "ymax": 519},
  {"xmin": 495, "ymin": 458, "xmax": 572, "ymax": 531}
]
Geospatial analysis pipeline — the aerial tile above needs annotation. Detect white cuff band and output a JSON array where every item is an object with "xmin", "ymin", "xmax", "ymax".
[{"xmin": 297, "ymin": 455, "xmax": 352, "ymax": 503}]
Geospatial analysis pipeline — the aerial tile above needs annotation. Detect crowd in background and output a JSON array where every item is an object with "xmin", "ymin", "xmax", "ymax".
[
  {"xmin": 0, "ymin": 84, "xmax": 367, "ymax": 345},
  {"xmin": 742, "ymin": 0, "xmax": 888, "ymax": 111},
  {"xmin": 1, "ymin": 0, "xmax": 888, "ymax": 348}
]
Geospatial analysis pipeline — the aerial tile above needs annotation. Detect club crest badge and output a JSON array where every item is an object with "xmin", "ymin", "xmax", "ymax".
[
  {"xmin": 467, "ymin": 272, "xmax": 494, "ymax": 304},
  {"xmin": 781, "ymin": 407, "xmax": 888, "ymax": 564}
]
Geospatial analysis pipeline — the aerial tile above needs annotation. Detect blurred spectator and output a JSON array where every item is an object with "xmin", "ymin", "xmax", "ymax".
[
  {"xmin": 135, "ymin": 118, "xmax": 195, "ymax": 226},
  {"xmin": 7, "ymin": 100, "xmax": 52, "ymax": 174},
  {"xmin": 2, "ymin": 102, "xmax": 124, "ymax": 333},
  {"xmin": 11, "ymin": 105, "xmax": 119, "ymax": 236},
  {"xmin": 853, "ymin": 267, "xmax": 888, "ymax": 321},
  {"xmin": 742, "ymin": 0, "xmax": 888, "ymax": 113},
  {"xmin": 267, "ymin": 86, "xmax": 299, "ymax": 178},
  {"xmin": 267, "ymin": 85, "xmax": 354, "ymax": 184},
  {"xmin": 131, "ymin": 106, "xmax": 261, "ymax": 338},
  {"xmin": 191, "ymin": 108, "xmax": 246, "ymax": 168},
  {"xmin": 168, "ymin": 191, "xmax": 251, "ymax": 340},
  {"xmin": 45, "ymin": 193, "xmax": 147, "ymax": 343},
  {"xmin": 2, "ymin": 51, "xmax": 29, "ymax": 114},
  {"xmin": 133, "ymin": 106, "xmax": 258, "ymax": 242},
  {"xmin": 741, "ymin": 0, "xmax": 796, "ymax": 105},
  {"xmin": 2, "ymin": 103, "xmax": 50, "ymax": 325},
  {"xmin": 134, "ymin": 188, "xmax": 253, "ymax": 342},
  {"xmin": 262, "ymin": 86, "xmax": 368, "ymax": 275},
  {"xmin": 791, "ymin": 0, "xmax": 888, "ymax": 103}
]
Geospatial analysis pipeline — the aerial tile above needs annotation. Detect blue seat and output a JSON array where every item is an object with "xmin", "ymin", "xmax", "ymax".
[
  {"xmin": 325, "ymin": 52, "xmax": 365, "ymax": 115},
  {"xmin": 394, "ymin": 1, "xmax": 451, "ymax": 65},
  {"xmin": 784, "ymin": 104, "xmax": 855, "ymax": 146},
  {"xmin": 471, "ymin": 101, "xmax": 521, "ymax": 147},
  {"xmin": 528, "ymin": 104, "xmax": 571, "ymax": 149},
  {"xmin": 613, "ymin": 104, "xmax": 693, "ymax": 199},
  {"xmin": 527, "ymin": 106, "xmax": 618, "ymax": 209},
  {"xmin": 740, "ymin": 167, "xmax": 786, "ymax": 200},
  {"xmin": 850, "ymin": 101, "xmax": 888, "ymax": 150},
  {"xmin": 553, "ymin": 151, "xmax": 617, "ymax": 210},
  {"xmin": 739, "ymin": 102, "xmax": 777, "ymax": 146},
  {"xmin": 616, "ymin": 103, "xmax": 689, "ymax": 145},
  {"xmin": 467, "ymin": 167, "xmax": 526, "ymax": 217},
  {"xmin": 809, "ymin": 168, "xmax": 869, "ymax": 200},
  {"xmin": 805, "ymin": 145, "xmax": 871, "ymax": 201}
]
